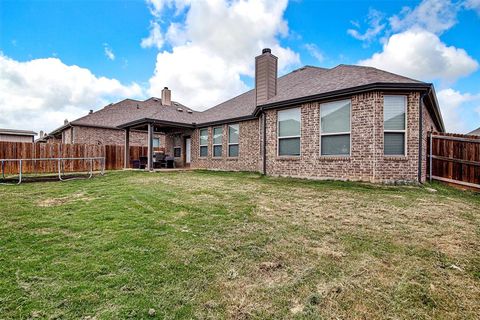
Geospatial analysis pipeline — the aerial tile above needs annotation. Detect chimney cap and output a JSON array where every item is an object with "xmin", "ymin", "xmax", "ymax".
[
  {"xmin": 163, "ymin": 87, "xmax": 169, "ymax": 90},
  {"xmin": 262, "ymin": 48, "xmax": 271, "ymax": 54}
]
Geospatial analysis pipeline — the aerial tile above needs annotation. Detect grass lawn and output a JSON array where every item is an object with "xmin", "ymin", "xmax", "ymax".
[{"xmin": 1, "ymin": 170, "xmax": 479, "ymax": 319}]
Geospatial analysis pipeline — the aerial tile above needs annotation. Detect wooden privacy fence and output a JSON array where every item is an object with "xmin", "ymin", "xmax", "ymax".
[
  {"xmin": 428, "ymin": 132, "xmax": 480, "ymax": 189},
  {"xmin": 0, "ymin": 142, "xmax": 162, "ymax": 175}
]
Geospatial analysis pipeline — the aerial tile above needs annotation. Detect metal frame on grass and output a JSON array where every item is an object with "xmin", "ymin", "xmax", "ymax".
[{"xmin": 0, "ymin": 157, "xmax": 105, "ymax": 185}]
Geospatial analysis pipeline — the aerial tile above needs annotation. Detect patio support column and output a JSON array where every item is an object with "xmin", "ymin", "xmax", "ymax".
[
  {"xmin": 124, "ymin": 128, "xmax": 130, "ymax": 169},
  {"xmin": 147, "ymin": 122, "xmax": 154, "ymax": 171}
]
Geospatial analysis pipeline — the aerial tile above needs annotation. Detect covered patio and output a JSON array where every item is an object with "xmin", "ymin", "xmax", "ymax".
[{"xmin": 118, "ymin": 119, "xmax": 194, "ymax": 171}]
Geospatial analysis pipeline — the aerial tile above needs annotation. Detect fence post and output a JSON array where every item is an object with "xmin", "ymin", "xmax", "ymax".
[{"xmin": 429, "ymin": 132, "xmax": 433, "ymax": 183}]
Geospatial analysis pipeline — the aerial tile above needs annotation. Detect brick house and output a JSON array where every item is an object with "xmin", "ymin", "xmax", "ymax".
[
  {"xmin": 53, "ymin": 48, "xmax": 445, "ymax": 183},
  {"xmin": 117, "ymin": 49, "xmax": 444, "ymax": 183},
  {"xmin": 39, "ymin": 93, "xmax": 195, "ymax": 147}
]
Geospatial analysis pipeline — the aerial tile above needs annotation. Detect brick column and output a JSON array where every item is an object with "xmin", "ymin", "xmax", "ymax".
[
  {"xmin": 124, "ymin": 128, "xmax": 130, "ymax": 169},
  {"xmin": 147, "ymin": 123, "xmax": 154, "ymax": 171}
]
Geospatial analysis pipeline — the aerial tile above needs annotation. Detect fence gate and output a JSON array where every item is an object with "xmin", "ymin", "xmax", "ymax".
[{"xmin": 428, "ymin": 132, "xmax": 480, "ymax": 189}]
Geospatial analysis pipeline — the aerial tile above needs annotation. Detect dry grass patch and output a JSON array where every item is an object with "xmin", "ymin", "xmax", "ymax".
[{"xmin": 1, "ymin": 170, "xmax": 479, "ymax": 319}]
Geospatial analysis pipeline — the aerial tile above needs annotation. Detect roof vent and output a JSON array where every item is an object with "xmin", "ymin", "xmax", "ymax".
[
  {"xmin": 177, "ymin": 107, "xmax": 183, "ymax": 112},
  {"xmin": 89, "ymin": 110, "xmax": 93, "ymax": 114},
  {"xmin": 153, "ymin": 98, "xmax": 159, "ymax": 102},
  {"xmin": 186, "ymin": 110, "xmax": 193, "ymax": 114}
]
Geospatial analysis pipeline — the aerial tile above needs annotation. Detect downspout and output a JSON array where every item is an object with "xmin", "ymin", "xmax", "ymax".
[
  {"xmin": 418, "ymin": 89, "xmax": 429, "ymax": 183},
  {"xmin": 262, "ymin": 110, "xmax": 267, "ymax": 175}
]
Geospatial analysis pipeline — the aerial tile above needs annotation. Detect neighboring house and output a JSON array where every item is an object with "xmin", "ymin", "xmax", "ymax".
[
  {"xmin": 467, "ymin": 127, "xmax": 480, "ymax": 136},
  {"xmin": 0, "ymin": 128, "xmax": 36, "ymax": 143}
]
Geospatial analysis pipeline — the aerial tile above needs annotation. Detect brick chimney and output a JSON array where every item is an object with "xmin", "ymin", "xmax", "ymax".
[
  {"xmin": 255, "ymin": 48, "xmax": 278, "ymax": 106},
  {"xmin": 161, "ymin": 87, "xmax": 171, "ymax": 106}
]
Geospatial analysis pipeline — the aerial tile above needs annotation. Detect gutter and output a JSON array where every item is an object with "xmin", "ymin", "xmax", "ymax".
[
  {"xmin": 262, "ymin": 111, "xmax": 267, "ymax": 175},
  {"xmin": 418, "ymin": 89, "xmax": 429, "ymax": 183},
  {"xmin": 253, "ymin": 82, "xmax": 432, "ymax": 116}
]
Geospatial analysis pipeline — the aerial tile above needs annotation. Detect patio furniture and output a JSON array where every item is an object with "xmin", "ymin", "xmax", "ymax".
[
  {"xmin": 165, "ymin": 156, "xmax": 175, "ymax": 169},
  {"xmin": 131, "ymin": 159, "xmax": 141, "ymax": 169},
  {"xmin": 139, "ymin": 157, "xmax": 148, "ymax": 169},
  {"xmin": 153, "ymin": 153, "xmax": 167, "ymax": 169}
]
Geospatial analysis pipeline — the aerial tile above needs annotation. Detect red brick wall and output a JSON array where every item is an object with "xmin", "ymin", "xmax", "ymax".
[
  {"xmin": 190, "ymin": 120, "xmax": 261, "ymax": 172},
  {"xmin": 164, "ymin": 130, "xmax": 194, "ymax": 167},
  {"xmin": 71, "ymin": 126, "xmax": 165, "ymax": 146},
  {"xmin": 263, "ymin": 91, "xmax": 425, "ymax": 182}
]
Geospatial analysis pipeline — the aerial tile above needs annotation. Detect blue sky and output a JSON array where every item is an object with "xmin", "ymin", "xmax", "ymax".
[{"xmin": 1, "ymin": 0, "xmax": 479, "ymax": 134}]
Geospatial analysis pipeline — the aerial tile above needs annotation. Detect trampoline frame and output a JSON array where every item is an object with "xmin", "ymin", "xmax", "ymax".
[{"xmin": 0, "ymin": 157, "xmax": 105, "ymax": 185}]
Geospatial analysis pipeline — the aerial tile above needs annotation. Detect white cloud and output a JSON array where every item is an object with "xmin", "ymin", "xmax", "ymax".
[
  {"xmin": 359, "ymin": 29, "xmax": 478, "ymax": 83},
  {"xmin": 437, "ymin": 88, "xmax": 479, "ymax": 133},
  {"xmin": 146, "ymin": 0, "xmax": 300, "ymax": 110},
  {"xmin": 464, "ymin": 0, "xmax": 480, "ymax": 14},
  {"xmin": 141, "ymin": 21, "xmax": 164, "ymax": 50},
  {"xmin": 0, "ymin": 53, "xmax": 143, "ymax": 134},
  {"xmin": 146, "ymin": 0, "xmax": 190, "ymax": 17},
  {"xmin": 103, "ymin": 43, "xmax": 115, "ymax": 60},
  {"xmin": 304, "ymin": 43, "xmax": 324, "ymax": 62},
  {"xmin": 389, "ymin": 0, "xmax": 458, "ymax": 34},
  {"xmin": 347, "ymin": 9, "xmax": 386, "ymax": 42}
]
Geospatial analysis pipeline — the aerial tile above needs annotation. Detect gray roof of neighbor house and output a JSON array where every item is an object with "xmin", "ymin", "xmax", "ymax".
[
  {"xmin": 467, "ymin": 127, "xmax": 480, "ymax": 136},
  {"xmin": 49, "ymin": 64, "xmax": 444, "ymax": 133},
  {"xmin": 0, "ymin": 128, "xmax": 36, "ymax": 136}
]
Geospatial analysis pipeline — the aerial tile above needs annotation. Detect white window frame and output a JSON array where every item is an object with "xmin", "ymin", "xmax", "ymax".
[
  {"xmin": 153, "ymin": 137, "xmax": 160, "ymax": 148},
  {"xmin": 199, "ymin": 128, "xmax": 208, "ymax": 157},
  {"xmin": 277, "ymin": 107, "xmax": 301, "ymax": 157},
  {"xmin": 213, "ymin": 126, "xmax": 223, "ymax": 158},
  {"xmin": 383, "ymin": 95, "xmax": 407, "ymax": 156},
  {"xmin": 228, "ymin": 123, "xmax": 239, "ymax": 157},
  {"xmin": 319, "ymin": 99, "xmax": 352, "ymax": 157}
]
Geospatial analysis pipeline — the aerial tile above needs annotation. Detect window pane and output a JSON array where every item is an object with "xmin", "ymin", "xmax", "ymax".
[
  {"xmin": 384, "ymin": 132, "xmax": 405, "ymax": 155},
  {"xmin": 228, "ymin": 144, "xmax": 239, "ymax": 157},
  {"xmin": 384, "ymin": 96, "xmax": 406, "ymax": 130},
  {"xmin": 321, "ymin": 100, "xmax": 350, "ymax": 133},
  {"xmin": 278, "ymin": 108, "xmax": 301, "ymax": 137},
  {"xmin": 174, "ymin": 147, "xmax": 181, "ymax": 158},
  {"xmin": 321, "ymin": 134, "xmax": 350, "ymax": 155},
  {"xmin": 228, "ymin": 124, "xmax": 239, "ymax": 143},
  {"xmin": 153, "ymin": 138, "xmax": 160, "ymax": 148},
  {"xmin": 214, "ymin": 145, "xmax": 222, "ymax": 157},
  {"xmin": 213, "ymin": 127, "xmax": 223, "ymax": 145},
  {"xmin": 200, "ymin": 145, "xmax": 208, "ymax": 157},
  {"xmin": 279, "ymin": 138, "xmax": 300, "ymax": 156},
  {"xmin": 200, "ymin": 129, "xmax": 208, "ymax": 145}
]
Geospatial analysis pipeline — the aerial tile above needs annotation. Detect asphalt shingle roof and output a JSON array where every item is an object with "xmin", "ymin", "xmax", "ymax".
[
  {"xmin": 56, "ymin": 64, "xmax": 426, "ymax": 131},
  {"xmin": 468, "ymin": 127, "xmax": 480, "ymax": 136},
  {"xmin": 71, "ymin": 97, "xmax": 200, "ymax": 128}
]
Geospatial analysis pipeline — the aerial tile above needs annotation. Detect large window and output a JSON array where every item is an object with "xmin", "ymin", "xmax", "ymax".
[
  {"xmin": 228, "ymin": 124, "xmax": 239, "ymax": 157},
  {"xmin": 277, "ymin": 108, "xmax": 301, "ymax": 156},
  {"xmin": 213, "ymin": 127, "xmax": 223, "ymax": 157},
  {"xmin": 199, "ymin": 128, "xmax": 208, "ymax": 157},
  {"xmin": 384, "ymin": 95, "xmax": 406, "ymax": 155},
  {"xmin": 320, "ymin": 100, "xmax": 351, "ymax": 156}
]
